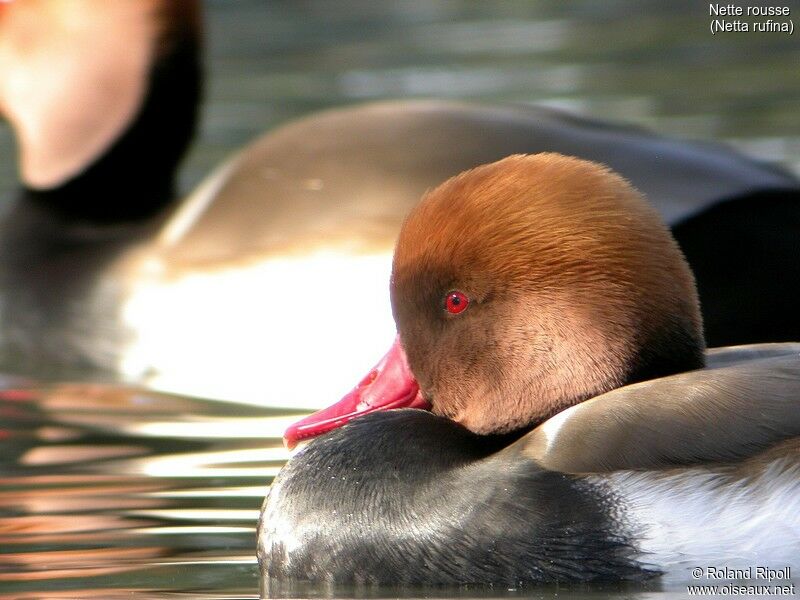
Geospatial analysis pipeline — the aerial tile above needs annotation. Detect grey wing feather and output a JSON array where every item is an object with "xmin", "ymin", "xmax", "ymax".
[{"xmin": 525, "ymin": 344, "xmax": 800, "ymax": 473}]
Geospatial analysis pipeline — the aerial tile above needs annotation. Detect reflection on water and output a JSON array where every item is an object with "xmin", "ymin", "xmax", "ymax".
[{"xmin": 0, "ymin": 382, "xmax": 292, "ymax": 598}]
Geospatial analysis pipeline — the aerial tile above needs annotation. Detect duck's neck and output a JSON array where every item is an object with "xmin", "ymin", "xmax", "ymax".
[
  {"xmin": 4, "ymin": 0, "xmax": 201, "ymax": 223},
  {"xmin": 625, "ymin": 317, "xmax": 707, "ymax": 385}
]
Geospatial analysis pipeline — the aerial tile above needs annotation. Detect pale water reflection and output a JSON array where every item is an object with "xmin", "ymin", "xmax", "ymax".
[{"xmin": 0, "ymin": 382, "xmax": 277, "ymax": 598}]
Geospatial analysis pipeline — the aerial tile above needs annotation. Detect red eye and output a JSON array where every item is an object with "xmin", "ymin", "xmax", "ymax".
[{"xmin": 444, "ymin": 291, "xmax": 469, "ymax": 315}]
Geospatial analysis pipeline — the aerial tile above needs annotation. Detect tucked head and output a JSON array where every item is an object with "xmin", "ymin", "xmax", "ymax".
[
  {"xmin": 285, "ymin": 153, "xmax": 704, "ymax": 445},
  {"xmin": 391, "ymin": 153, "xmax": 704, "ymax": 433}
]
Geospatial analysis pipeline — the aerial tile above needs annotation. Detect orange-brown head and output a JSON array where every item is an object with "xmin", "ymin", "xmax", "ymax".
[
  {"xmin": 391, "ymin": 153, "xmax": 704, "ymax": 434},
  {"xmin": 284, "ymin": 153, "xmax": 704, "ymax": 446}
]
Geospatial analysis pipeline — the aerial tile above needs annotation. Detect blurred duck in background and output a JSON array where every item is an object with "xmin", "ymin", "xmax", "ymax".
[
  {"xmin": 0, "ymin": 0, "xmax": 201, "ymax": 222},
  {"xmin": 0, "ymin": 0, "xmax": 202, "ymax": 381},
  {"xmin": 0, "ymin": 0, "xmax": 798, "ymax": 409},
  {"xmin": 0, "ymin": 0, "xmax": 201, "ymax": 218}
]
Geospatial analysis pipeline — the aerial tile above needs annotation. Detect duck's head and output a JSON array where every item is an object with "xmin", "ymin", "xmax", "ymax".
[{"xmin": 285, "ymin": 153, "xmax": 704, "ymax": 445}]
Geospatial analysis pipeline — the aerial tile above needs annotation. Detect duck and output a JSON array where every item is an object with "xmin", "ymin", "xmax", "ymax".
[
  {"xmin": 0, "ymin": 0, "xmax": 204, "ymax": 382},
  {"xmin": 258, "ymin": 154, "xmax": 800, "ymax": 587},
  {"xmin": 1, "ymin": 2, "xmax": 799, "ymax": 404}
]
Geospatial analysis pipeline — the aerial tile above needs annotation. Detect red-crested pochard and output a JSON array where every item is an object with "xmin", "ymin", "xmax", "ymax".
[
  {"xmin": 258, "ymin": 154, "xmax": 800, "ymax": 586},
  {"xmin": 1, "ymin": 5, "xmax": 798, "ymax": 402}
]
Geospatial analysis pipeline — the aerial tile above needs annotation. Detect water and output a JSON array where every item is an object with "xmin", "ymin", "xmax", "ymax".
[
  {"xmin": 0, "ymin": 0, "xmax": 798, "ymax": 597},
  {"xmin": 0, "ymin": 379, "xmax": 291, "ymax": 598}
]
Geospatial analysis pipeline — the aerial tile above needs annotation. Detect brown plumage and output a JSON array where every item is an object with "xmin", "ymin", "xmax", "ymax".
[{"xmin": 392, "ymin": 153, "xmax": 704, "ymax": 434}]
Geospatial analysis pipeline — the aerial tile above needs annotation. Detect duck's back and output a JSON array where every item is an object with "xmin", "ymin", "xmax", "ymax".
[{"xmin": 2, "ymin": 101, "xmax": 799, "ymax": 400}]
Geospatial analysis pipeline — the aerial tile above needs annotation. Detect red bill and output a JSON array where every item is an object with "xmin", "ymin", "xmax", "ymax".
[{"xmin": 283, "ymin": 335, "xmax": 430, "ymax": 449}]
